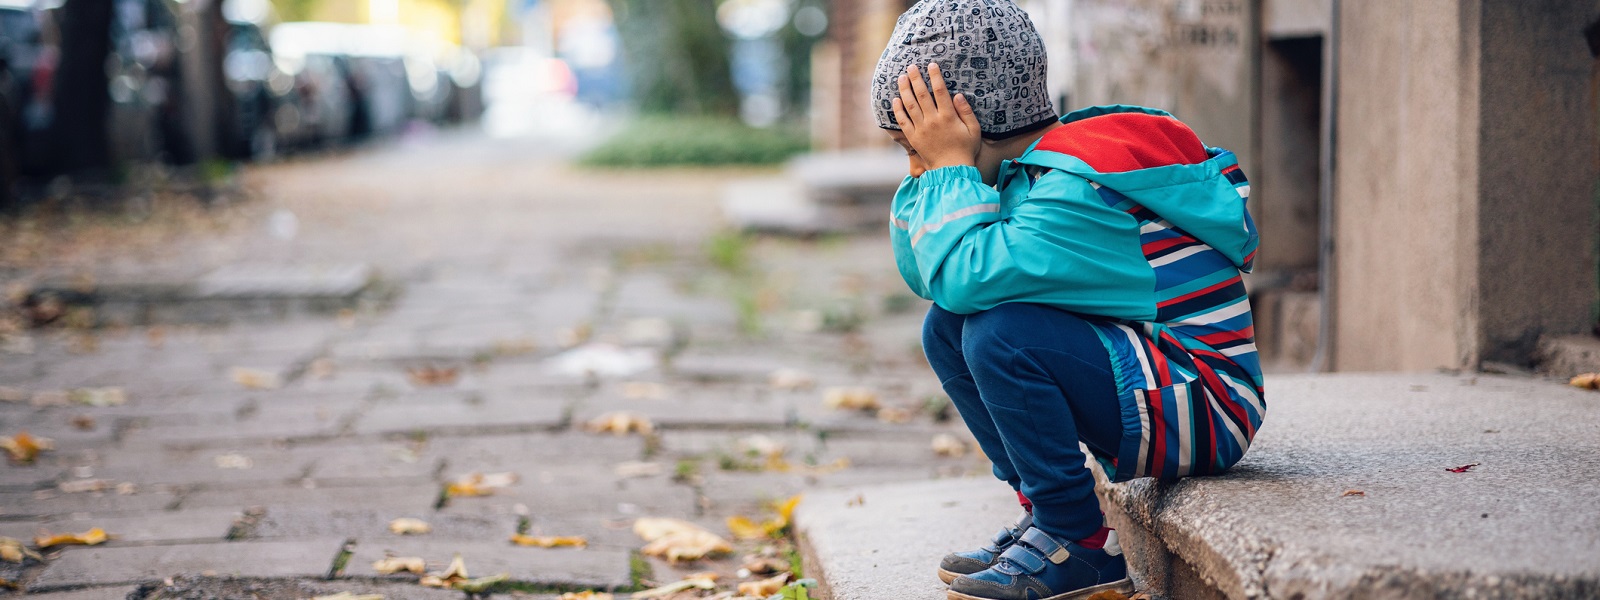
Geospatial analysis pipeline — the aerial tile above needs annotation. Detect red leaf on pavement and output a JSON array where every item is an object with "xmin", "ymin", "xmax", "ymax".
[{"xmin": 1446, "ymin": 463, "xmax": 1481, "ymax": 473}]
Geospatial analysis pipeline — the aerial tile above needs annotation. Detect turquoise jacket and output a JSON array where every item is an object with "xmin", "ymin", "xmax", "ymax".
[{"xmin": 891, "ymin": 105, "xmax": 1266, "ymax": 481}]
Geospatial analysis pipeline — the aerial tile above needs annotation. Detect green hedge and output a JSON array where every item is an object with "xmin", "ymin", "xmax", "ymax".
[{"xmin": 579, "ymin": 117, "xmax": 810, "ymax": 167}]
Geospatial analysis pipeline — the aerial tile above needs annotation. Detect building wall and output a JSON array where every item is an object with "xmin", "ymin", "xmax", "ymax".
[
  {"xmin": 1474, "ymin": 0, "xmax": 1598, "ymax": 364},
  {"xmin": 1332, "ymin": 1, "xmax": 1480, "ymax": 371},
  {"xmin": 1066, "ymin": 0, "xmax": 1256, "ymax": 176},
  {"xmin": 1332, "ymin": 0, "xmax": 1599, "ymax": 371}
]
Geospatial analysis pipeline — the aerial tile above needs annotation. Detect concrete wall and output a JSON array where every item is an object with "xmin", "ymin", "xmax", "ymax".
[
  {"xmin": 1332, "ymin": 0, "xmax": 1599, "ymax": 371},
  {"xmin": 1066, "ymin": 0, "xmax": 1257, "ymax": 174},
  {"xmin": 1474, "ymin": 1, "xmax": 1600, "ymax": 364}
]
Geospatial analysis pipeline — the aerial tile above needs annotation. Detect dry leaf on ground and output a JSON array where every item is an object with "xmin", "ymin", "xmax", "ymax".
[
  {"xmin": 510, "ymin": 534, "xmax": 587, "ymax": 548},
  {"xmin": 738, "ymin": 573, "xmax": 791, "ymax": 597},
  {"xmin": 1341, "ymin": 490, "xmax": 1366, "ymax": 497},
  {"xmin": 768, "ymin": 368, "xmax": 815, "ymax": 391},
  {"xmin": 875, "ymin": 406, "xmax": 914, "ymax": 423},
  {"xmin": 34, "ymin": 527, "xmax": 109, "ymax": 549},
  {"xmin": 69, "ymin": 387, "xmax": 126, "ymax": 407},
  {"xmin": 70, "ymin": 414, "xmax": 96, "ymax": 430},
  {"xmin": 634, "ymin": 518, "xmax": 733, "ymax": 562},
  {"xmin": 406, "ymin": 366, "xmax": 460, "ymax": 387},
  {"xmin": 741, "ymin": 556, "xmax": 790, "ymax": 575},
  {"xmin": 0, "ymin": 387, "xmax": 25, "ymax": 403},
  {"xmin": 1569, "ymin": 373, "xmax": 1600, "ymax": 389},
  {"xmin": 372, "ymin": 556, "xmax": 427, "ymax": 575},
  {"xmin": 822, "ymin": 387, "xmax": 879, "ymax": 411},
  {"xmin": 230, "ymin": 367, "xmax": 282, "ymax": 390},
  {"xmin": 621, "ymin": 381, "xmax": 668, "ymax": 400},
  {"xmin": 311, "ymin": 593, "xmax": 384, "ymax": 600},
  {"xmin": 58, "ymin": 479, "xmax": 115, "ymax": 493},
  {"xmin": 586, "ymin": 411, "xmax": 655, "ymax": 436},
  {"xmin": 446, "ymin": 472, "xmax": 518, "ymax": 497},
  {"xmin": 631, "ymin": 573, "xmax": 718, "ymax": 599},
  {"xmin": 1, "ymin": 431, "xmax": 52, "ymax": 463},
  {"xmin": 614, "ymin": 461, "xmax": 663, "ymax": 478},
  {"xmin": 214, "ymin": 453, "xmax": 254, "ymax": 469},
  {"xmin": 0, "ymin": 538, "xmax": 40, "ymax": 563},
  {"xmin": 931, "ymin": 433, "xmax": 968, "ymax": 457},
  {"xmin": 29, "ymin": 391, "xmax": 68, "ymax": 406},
  {"xmin": 561, "ymin": 592, "xmax": 613, "ymax": 600},
  {"xmin": 726, "ymin": 495, "xmax": 801, "ymax": 541},
  {"xmin": 388, "ymin": 518, "xmax": 432, "ymax": 535},
  {"xmin": 1446, "ymin": 463, "xmax": 1481, "ymax": 473},
  {"xmin": 418, "ymin": 554, "xmax": 469, "ymax": 587}
]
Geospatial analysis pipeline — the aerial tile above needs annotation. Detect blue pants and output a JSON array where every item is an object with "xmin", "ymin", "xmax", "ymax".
[{"xmin": 922, "ymin": 303, "xmax": 1123, "ymax": 541}]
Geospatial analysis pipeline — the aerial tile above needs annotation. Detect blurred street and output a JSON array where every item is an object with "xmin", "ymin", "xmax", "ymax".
[{"xmin": 0, "ymin": 129, "xmax": 986, "ymax": 597}]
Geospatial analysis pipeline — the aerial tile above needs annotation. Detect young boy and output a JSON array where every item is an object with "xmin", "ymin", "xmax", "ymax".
[{"xmin": 872, "ymin": 1, "xmax": 1267, "ymax": 599}]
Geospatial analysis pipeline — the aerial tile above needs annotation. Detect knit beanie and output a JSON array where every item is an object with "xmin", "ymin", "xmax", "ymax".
[{"xmin": 872, "ymin": 0, "xmax": 1057, "ymax": 139}]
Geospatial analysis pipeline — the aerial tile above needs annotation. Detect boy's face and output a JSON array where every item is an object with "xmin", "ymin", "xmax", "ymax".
[{"xmin": 887, "ymin": 129, "xmax": 1012, "ymax": 186}]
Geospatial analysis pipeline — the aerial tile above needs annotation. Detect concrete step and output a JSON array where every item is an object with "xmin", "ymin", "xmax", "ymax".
[
  {"xmin": 25, "ymin": 263, "xmax": 382, "ymax": 327},
  {"xmin": 794, "ymin": 373, "xmax": 1600, "ymax": 599}
]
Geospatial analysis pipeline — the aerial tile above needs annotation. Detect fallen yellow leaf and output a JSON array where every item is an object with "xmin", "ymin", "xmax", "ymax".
[
  {"xmin": 585, "ymin": 411, "xmax": 655, "ymax": 436},
  {"xmin": 1570, "ymin": 373, "xmax": 1600, "ymax": 390},
  {"xmin": 876, "ymin": 406, "xmax": 914, "ymax": 423},
  {"xmin": 372, "ymin": 556, "xmax": 427, "ymax": 575},
  {"xmin": 34, "ymin": 527, "xmax": 108, "ymax": 549},
  {"xmin": 634, "ymin": 518, "xmax": 732, "ymax": 562},
  {"xmin": 419, "ymin": 554, "xmax": 469, "ymax": 588},
  {"xmin": 742, "ymin": 556, "xmax": 790, "ymax": 575},
  {"xmin": 446, "ymin": 472, "xmax": 518, "ymax": 497},
  {"xmin": 630, "ymin": 573, "xmax": 718, "ymax": 598},
  {"xmin": 822, "ymin": 387, "xmax": 880, "ymax": 411},
  {"xmin": 406, "ymin": 366, "xmax": 460, "ymax": 387},
  {"xmin": 775, "ymin": 495, "xmax": 801, "ymax": 523},
  {"xmin": 768, "ymin": 368, "xmax": 815, "ymax": 391},
  {"xmin": 727, "ymin": 495, "xmax": 802, "ymax": 540},
  {"xmin": 738, "ymin": 573, "xmax": 791, "ymax": 597},
  {"xmin": 230, "ymin": 367, "xmax": 282, "ymax": 390},
  {"xmin": 388, "ymin": 518, "xmax": 432, "ymax": 535},
  {"xmin": 726, "ymin": 515, "xmax": 769, "ymax": 540},
  {"xmin": 561, "ymin": 592, "xmax": 613, "ymax": 600},
  {"xmin": 621, "ymin": 381, "xmax": 668, "ymax": 400},
  {"xmin": 932, "ymin": 433, "xmax": 968, "ymax": 457},
  {"xmin": 0, "ymin": 538, "xmax": 41, "ymax": 563},
  {"xmin": 510, "ymin": 534, "xmax": 587, "ymax": 548},
  {"xmin": 1, "ymin": 431, "xmax": 52, "ymax": 463}
]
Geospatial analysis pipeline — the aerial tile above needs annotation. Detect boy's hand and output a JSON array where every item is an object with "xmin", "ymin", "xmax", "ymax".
[{"xmin": 893, "ymin": 63, "xmax": 982, "ymax": 172}]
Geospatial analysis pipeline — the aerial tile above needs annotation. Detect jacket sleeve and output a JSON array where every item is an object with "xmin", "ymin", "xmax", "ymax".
[
  {"xmin": 888, "ymin": 176, "xmax": 933, "ymax": 301},
  {"xmin": 900, "ymin": 165, "xmax": 1157, "ymax": 318}
]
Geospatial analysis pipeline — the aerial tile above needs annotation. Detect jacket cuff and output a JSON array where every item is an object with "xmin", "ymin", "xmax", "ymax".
[{"xmin": 918, "ymin": 165, "xmax": 983, "ymax": 187}]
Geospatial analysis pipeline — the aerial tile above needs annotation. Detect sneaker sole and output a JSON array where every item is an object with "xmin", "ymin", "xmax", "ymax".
[
  {"xmin": 945, "ymin": 577, "xmax": 1134, "ymax": 600},
  {"xmin": 937, "ymin": 568, "xmax": 962, "ymax": 585}
]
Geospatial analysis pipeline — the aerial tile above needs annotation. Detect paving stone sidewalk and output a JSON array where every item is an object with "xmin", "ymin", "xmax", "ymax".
[{"xmin": 0, "ymin": 132, "xmax": 989, "ymax": 598}]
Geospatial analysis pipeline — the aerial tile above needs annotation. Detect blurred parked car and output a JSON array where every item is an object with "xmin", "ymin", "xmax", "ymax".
[
  {"xmin": 222, "ymin": 19, "xmax": 296, "ymax": 159},
  {"xmin": 102, "ymin": 0, "xmax": 194, "ymax": 165},
  {"xmin": 0, "ymin": 0, "xmax": 43, "ymax": 199}
]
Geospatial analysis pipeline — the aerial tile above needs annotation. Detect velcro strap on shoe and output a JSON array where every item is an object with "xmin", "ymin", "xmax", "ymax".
[
  {"xmin": 1019, "ymin": 528, "xmax": 1071, "ymax": 565},
  {"xmin": 999, "ymin": 543, "xmax": 1048, "ymax": 574}
]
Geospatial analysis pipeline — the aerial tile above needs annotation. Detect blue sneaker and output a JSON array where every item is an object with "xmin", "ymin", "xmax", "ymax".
[
  {"xmin": 947, "ymin": 527, "xmax": 1133, "ymax": 600},
  {"xmin": 937, "ymin": 512, "xmax": 1034, "ymax": 584}
]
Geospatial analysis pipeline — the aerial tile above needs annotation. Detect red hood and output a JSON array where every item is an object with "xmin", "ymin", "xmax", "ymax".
[{"xmin": 1034, "ymin": 112, "xmax": 1210, "ymax": 173}]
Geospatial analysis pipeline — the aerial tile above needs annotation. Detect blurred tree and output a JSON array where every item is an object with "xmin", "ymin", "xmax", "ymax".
[
  {"xmin": 50, "ymin": 0, "xmax": 115, "ymax": 175},
  {"xmin": 607, "ymin": 0, "xmax": 737, "ymax": 116},
  {"xmin": 779, "ymin": 0, "xmax": 826, "ymax": 119},
  {"xmin": 273, "ymin": 0, "xmax": 318, "ymax": 21}
]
